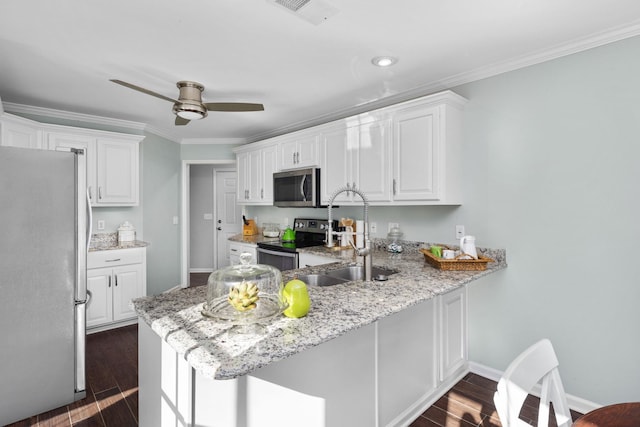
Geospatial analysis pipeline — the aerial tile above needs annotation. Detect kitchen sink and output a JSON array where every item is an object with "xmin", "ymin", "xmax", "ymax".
[
  {"xmin": 295, "ymin": 274, "xmax": 349, "ymax": 287},
  {"xmin": 325, "ymin": 265, "xmax": 397, "ymax": 282}
]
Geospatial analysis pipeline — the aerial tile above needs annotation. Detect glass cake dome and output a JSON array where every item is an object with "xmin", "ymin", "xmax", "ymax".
[{"xmin": 202, "ymin": 252, "xmax": 287, "ymax": 325}]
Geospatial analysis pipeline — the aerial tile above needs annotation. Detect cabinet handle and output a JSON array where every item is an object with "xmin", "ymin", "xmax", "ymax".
[
  {"xmin": 98, "ymin": 186, "xmax": 103, "ymax": 200},
  {"xmin": 292, "ymin": 152, "xmax": 296, "ymax": 164},
  {"xmin": 114, "ymin": 275, "xmax": 118, "ymax": 286},
  {"xmin": 105, "ymin": 258, "xmax": 121, "ymax": 262},
  {"xmin": 88, "ymin": 186, "xmax": 93, "ymax": 200},
  {"xmin": 393, "ymin": 179, "xmax": 397, "ymax": 195},
  {"xmin": 296, "ymin": 151, "xmax": 300, "ymax": 164},
  {"xmin": 108, "ymin": 276, "xmax": 111, "ymax": 288},
  {"xmin": 261, "ymin": 188, "xmax": 264, "ymax": 199}
]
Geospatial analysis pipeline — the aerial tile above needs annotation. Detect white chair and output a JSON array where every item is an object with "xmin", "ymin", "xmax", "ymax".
[{"xmin": 493, "ymin": 339, "xmax": 572, "ymax": 427}]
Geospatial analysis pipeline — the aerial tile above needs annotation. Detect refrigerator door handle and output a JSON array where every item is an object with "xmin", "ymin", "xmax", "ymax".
[{"xmin": 74, "ymin": 302, "xmax": 87, "ymax": 398}]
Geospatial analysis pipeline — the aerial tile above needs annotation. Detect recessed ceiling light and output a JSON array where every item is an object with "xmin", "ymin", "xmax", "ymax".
[{"xmin": 371, "ymin": 56, "xmax": 398, "ymax": 67}]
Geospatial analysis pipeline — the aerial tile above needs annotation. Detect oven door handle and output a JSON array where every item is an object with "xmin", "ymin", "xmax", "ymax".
[{"xmin": 257, "ymin": 247, "xmax": 298, "ymax": 258}]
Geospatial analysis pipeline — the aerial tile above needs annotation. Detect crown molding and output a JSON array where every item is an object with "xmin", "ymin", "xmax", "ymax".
[
  {"xmin": 3, "ymin": 102, "xmax": 147, "ymax": 131},
  {"xmin": 246, "ymin": 19, "xmax": 640, "ymax": 143},
  {"xmin": 179, "ymin": 137, "xmax": 246, "ymax": 145}
]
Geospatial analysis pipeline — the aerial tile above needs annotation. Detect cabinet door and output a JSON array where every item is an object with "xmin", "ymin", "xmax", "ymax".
[
  {"xmin": 96, "ymin": 138, "xmax": 139, "ymax": 205},
  {"xmin": 439, "ymin": 286, "xmax": 467, "ymax": 382},
  {"xmin": 377, "ymin": 299, "xmax": 438, "ymax": 426},
  {"xmin": 236, "ymin": 151, "xmax": 249, "ymax": 202},
  {"xmin": 320, "ymin": 125, "xmax": 351, "ymax": 204},
  {"xmin": 87, "ymin": 268, "xmax": 113, "ymax": 328},
  {"xmin": 279, "ymin": 139, "xmax": 298, "ymax": 170},
  {"xmin": 246, "ymin": 149, "xmax": 262, "ymax": 203},
  {"xmin": 260, "ymin": 145, "xmax": 278, "ymax": 203},
  {"xmin": 0, "ymin": 116, "xmax": 42, "ymax": 149},
  {"xmin": 296, "ymin": 135, "xmax": 319, "ymax": 167},
  {"xmin": 355, "ymin": 119, "xmax": 391, "ymax": 202},
  {"xmin": 393, "ymin": 105, "xmax": 441, "ymax": 201},
  {"xmin": 112, "ymin": 264, "xmax": 144, "ymax": 322},
  {"xmin": 47, "ymin": 132, "xmax": 97, "ymax": 203}
]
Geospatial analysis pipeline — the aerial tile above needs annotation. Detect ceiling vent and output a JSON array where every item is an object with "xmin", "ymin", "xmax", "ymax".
[{"xmin": 267, "ymin": 0, "xmax": 339, "ymax": 25}]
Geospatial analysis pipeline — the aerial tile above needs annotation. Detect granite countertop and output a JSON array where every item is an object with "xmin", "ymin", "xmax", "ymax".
[
  {"xmin": 89, "ymin": 232, "xmax": 149, "ymax": 251},
  {"xmin": 228, "ymin": 233, "xmax": 280, "ymax": 245},
  {"xmin": 132, "ymin": 242, "xmax": 506, "ymax": 381}
]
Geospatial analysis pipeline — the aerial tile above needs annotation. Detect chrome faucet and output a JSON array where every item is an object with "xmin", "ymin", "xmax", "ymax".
[{"xmin": 326, "ymin": 184, "xmax": 372, "ymax": 281}]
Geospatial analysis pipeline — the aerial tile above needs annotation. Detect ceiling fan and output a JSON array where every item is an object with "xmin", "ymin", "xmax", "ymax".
[{"xmin": 110, "ymin": 79, "xmax": 264, "ymax": 126}]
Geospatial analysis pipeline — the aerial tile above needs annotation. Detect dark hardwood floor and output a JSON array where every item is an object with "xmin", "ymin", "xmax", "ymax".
[
  {"xmin": 7, "ymin": 283, "xmax": 583, "ymax": 426},
  {"xmin": 189, "ymin": 271, "xmax": 210, "ymax": 287},
  {"xmin": 6, "ymin": 325, "xmax": 138, "ymax": 427}
]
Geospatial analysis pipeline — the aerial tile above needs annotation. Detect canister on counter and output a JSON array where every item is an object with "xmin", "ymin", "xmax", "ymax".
[{"xmin": 118, "ymin": 221, "xmax": 136, "ymax": 245}]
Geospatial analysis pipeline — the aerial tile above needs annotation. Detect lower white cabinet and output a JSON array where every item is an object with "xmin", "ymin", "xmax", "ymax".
[
  {"xmin": 377, "ymin": 285, "xmax": 467, "ymax": 426},
  {"xmin": 229, "ymin": 241, "xmax": 257, "ymax": 265},
  {"xmin": 87, "ymin": 247, "xmax": 146, "ymax": 331}
]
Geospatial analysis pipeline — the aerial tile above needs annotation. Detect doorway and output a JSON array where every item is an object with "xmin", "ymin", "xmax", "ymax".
[{"xmin": 181, "ymin": 160, "xmax": 239, "ymax": 288}]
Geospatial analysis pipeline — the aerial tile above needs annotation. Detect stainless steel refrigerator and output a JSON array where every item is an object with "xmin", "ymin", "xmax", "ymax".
[{"xmin": 0, "ymin": 146, "xmax": 88, "ymax": 425}]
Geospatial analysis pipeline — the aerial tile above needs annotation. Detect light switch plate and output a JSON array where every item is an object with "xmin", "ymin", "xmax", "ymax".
[
  {"xmin": 97, "ymin": 220, "xmax": 105, "ymax": 230},
  {"xmin": 203, "ymin": 213, "xmax": 213, "ymax": 220}
]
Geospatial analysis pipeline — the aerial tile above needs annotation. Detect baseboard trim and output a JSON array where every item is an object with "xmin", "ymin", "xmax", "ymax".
[
  {"xmin": 189, "ymin": 268, "xmax": 214, "ymax": 274},
  {"xmin": 468, "ymin": 361, "xmax": 601, "ymax": 415}
]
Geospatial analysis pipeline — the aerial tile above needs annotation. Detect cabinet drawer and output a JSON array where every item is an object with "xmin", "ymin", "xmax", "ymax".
[{"xmin": 88, "ymin": 248, "xmax": 144, "ymax": 269}]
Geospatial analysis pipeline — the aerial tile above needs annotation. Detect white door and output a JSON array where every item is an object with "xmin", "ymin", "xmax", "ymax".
[{"xmin": 215, "ymin": 170, "xmax": 242, "ymax": 269}]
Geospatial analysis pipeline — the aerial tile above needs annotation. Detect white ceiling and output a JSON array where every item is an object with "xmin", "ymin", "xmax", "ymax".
[{"xmin": 1, "ymin": 0, "xmax": 640, "ymax": 144}]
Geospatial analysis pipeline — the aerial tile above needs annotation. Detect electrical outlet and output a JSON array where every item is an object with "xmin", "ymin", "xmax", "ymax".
[
  {"xmin": 97, "ymin": 220, "xmax": 105, "ymax": 230},
  {"xmin": 370, "ymin": 222, "xmax": 377, "ymax": 233},
  {"xmin": 173, "ymin": 216, "xmax": 179, "ymax": 225},
  {"xmin": 455, "ymin": 225, "xmax": 465, "ymax": 239}
]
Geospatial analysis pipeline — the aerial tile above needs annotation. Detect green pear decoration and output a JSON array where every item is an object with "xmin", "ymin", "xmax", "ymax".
[{"xmin": 282, "ymin": 278, "xmax": 311, "ymax": 318}]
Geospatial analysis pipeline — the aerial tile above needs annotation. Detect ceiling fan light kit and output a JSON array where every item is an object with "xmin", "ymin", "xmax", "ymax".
[{"xmin": 110, "ymin": 79, "xmax": 265, "ymax": 126}]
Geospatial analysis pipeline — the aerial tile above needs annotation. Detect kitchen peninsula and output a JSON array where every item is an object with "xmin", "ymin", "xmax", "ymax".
[{"xmin": 133, "ymin": 244, "xmax": 506, "ymax": 427}]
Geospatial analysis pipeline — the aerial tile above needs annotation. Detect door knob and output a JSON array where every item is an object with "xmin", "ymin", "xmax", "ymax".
[
  {"xmin": 217, "ymin": 227, "xmax": 222, "ymax": 231},
  {"xmin": 217, "ymin": 219, "xmax": 222, "ymax": 223}
]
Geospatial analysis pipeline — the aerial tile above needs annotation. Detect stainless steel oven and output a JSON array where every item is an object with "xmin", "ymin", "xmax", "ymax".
[{"xmin": 256, "ymin": 218, "xmax": 336, "ymax": 271}]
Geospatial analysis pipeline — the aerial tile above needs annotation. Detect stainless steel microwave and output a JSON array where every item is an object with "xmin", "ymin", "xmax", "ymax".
[{"xmin": 273, "ymin": 168, "xmax": 321, "ymax": 207}]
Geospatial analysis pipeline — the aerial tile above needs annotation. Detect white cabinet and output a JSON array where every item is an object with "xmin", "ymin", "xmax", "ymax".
[
  {"xmin": 236, "ymin": 144, "xmax": 278, "ymax": 205},
  {"xmin": 279, "ymin": 133, "xmax": 319, "ymax": 170},
  {"xmin": 48, "ymin": 130, "xmax": 141, "ymax": 206},
  {"xmin": 391, "ymin": 93, "xmax": 465, "ymax": 204},
  {"xmin": 320, "ymin": 119, "xmax": 391, "ymax": 204},
  {"xmin": 229, "ymin": 241, "xmax": 257, "ymax": 265},
  {"xmin": 47, "ymin": 132, "xmax": 98, "ymax": 202},
  {"xmin": 95, "ymin": 137, "xmax": 139, "ymax": 205},
  {"xmin": 439, "ymin": 286, "xmax": 467, "ymax": 381},
  {"xmin": 0, "ymin": 114, "xmax": 43, "ymax": 149},
  {"xmin": 87, "ymin": 247, "xmax": 147, "ymax": 331},
  {"xmin": 377, "ymin": 299, "xmax": 438, "ymax": 426},
  {"xmin": 376, "ymin": 287, "xmax": 468, "ymax": 426},
  {"xmin": 298, "ymin": 252, "xmax": 336, "ymax": 268}
]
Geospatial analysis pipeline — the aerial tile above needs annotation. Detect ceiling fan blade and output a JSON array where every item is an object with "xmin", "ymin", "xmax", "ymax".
[
  {"xmin": 204, "ymin": 102, "xmax": 265, "ymax": 112},
  {"xmin": 110, "ymin": 79, "xmax": 177, "ymax": 103},
  {"xmin": 175, "ymin": 116, "xmax": 190, "ymax": 126}
]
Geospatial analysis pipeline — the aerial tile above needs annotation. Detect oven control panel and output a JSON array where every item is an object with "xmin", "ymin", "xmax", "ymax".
[{"xmin": 293, "ymin": 218, "xmax": 337, "ymax": 234}]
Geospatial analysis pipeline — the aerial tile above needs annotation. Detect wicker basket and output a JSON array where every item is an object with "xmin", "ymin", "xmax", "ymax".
[{"xmin": 420, "ymin": 248, "xmax": 494, "ymax": 271}]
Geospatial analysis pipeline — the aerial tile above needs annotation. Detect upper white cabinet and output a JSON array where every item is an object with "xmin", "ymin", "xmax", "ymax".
[
  {"xmin": 95, "ymin": 137, "xmax": 139, "ymax": 205},
  {"xmin": 391, "ymin": 94, "xmax": 465, "ymax": 204},
  {"xmin": 48, "ymin": 130, "xmax": 142, "ymax": 206},
  {"xmin": 236, "ymin": 143, "xmax": 278, "ymax": 205},
  {"xmin": 0, "ymin": 114, "xmax": 43, "ymax": 149},
  {"xmin": 320, "ymin": 118, "xmax": 391, "ymax": 205},
  {"xmin": 279, "ymin": 132, "xmax": 319, "ymax": 170},
  {"xmin": 234, "ymin": 90, "xmax": 466, "ymax": 206}
]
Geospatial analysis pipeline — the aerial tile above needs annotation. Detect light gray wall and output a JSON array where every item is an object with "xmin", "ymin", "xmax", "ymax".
[
  {"xmin": 141, "ymin": 133, "xmax": 181, "ymax": 295},
  {"xmin": 189, "ymin": 164, "xmax": 214, "ymax": 271},
  {"xmin": 248, "ymin": 36, "xmax": 640, "ymax": 404},
  {"xmin": 453, "ymin": 36, "xmax": 640, "ymax": 405}
]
